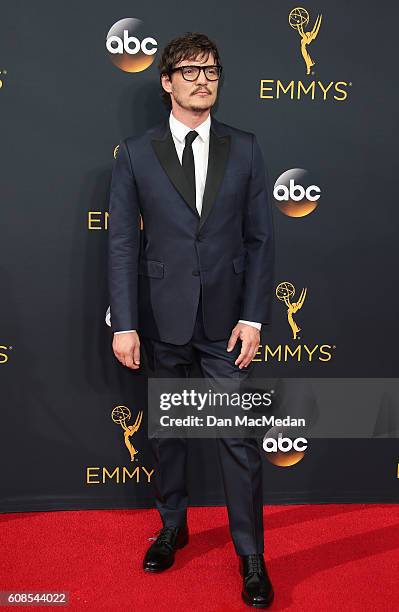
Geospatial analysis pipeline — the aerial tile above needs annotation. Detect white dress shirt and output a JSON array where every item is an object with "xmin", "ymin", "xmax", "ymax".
[{"xmin": 114, "ymin": 110, "xmax": 261, "ymax": 334}]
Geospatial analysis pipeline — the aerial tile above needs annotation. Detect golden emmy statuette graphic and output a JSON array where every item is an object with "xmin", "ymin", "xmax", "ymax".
[
  {"xmin": 111, "ymin": 405, "xmax": 143, "ymax": 461},
  {"xmin": 276, "ymin": 282, "xmax": 307, "ymax": 340},
  {"xmin": 289, "ymin": 7, "xmax": 322, "ymax": 75}
]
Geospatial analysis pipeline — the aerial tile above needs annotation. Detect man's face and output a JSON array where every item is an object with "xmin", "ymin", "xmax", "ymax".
[{"xmin": 162, "ymin": 52, "xmax": 219, "ymax": 113}]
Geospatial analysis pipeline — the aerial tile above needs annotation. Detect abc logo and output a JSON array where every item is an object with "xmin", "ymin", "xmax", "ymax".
[
  {"xmin": 106, "ymin": 18, "xmax": 157, "ymax": 73},
  {"xmin": 263, "ymin": 431, "xmax": 307, "ymax": 467},
  {"xmin": 273, "ymin": 168, "xmax": 321, "ymax": 217}
]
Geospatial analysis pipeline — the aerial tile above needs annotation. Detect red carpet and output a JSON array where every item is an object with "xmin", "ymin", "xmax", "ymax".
[{"xmin": 1, "ymin": 504, "xmax": 399, "ymax": 610}]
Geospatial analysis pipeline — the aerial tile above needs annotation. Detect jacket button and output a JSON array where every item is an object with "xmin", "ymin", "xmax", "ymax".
[{"xmin": 192, "ymin": 270, "xmax": 200, "ymax": 276}]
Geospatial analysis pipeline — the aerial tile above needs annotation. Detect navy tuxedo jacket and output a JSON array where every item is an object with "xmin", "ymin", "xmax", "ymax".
[{"xmin": 108, "ymin": 114, "xmax": 274, "ymax": 345}]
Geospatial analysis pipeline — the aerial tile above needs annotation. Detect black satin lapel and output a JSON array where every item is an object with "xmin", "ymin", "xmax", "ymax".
[
  {"xmin": 199, "ymin": 130, "xmax": 231, "ymax": 230},
  {"xmin": 151, "ymin": 128, "xmax": 199, "ymax": 218}
]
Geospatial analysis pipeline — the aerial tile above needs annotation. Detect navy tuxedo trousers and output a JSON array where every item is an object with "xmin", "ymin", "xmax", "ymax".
[{"xmin": 141, "ymin": 287, "xmax": 264, "ymax": 556}]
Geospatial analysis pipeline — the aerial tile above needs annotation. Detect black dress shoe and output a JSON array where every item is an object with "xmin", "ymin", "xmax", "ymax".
[
  {"xmin": 239, "ymin": 554, "xmax": 274, "ymax": 608},
  {"xmin": 143, "ymin": 524, "xmax": 189, "ymax": 572}
]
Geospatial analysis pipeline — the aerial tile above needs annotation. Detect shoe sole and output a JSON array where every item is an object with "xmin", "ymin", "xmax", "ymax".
[{"xmin": 143, "ymin": 564, "xmax": 172, "ymax": 573}]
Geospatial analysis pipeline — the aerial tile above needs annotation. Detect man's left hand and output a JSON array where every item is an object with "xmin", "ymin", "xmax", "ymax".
[{"xmin": 227, "ymin": 322, "xmax": 260, "ymax": 368}]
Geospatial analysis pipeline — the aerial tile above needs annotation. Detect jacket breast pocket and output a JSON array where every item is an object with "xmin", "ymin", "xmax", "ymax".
[
  {"xmin": 138, "ymin": 258, "xmax": 164, "ymax": 278},
  {"xmin": 232, "ymin": 252, "xmax": 247, "ymax": 274}
]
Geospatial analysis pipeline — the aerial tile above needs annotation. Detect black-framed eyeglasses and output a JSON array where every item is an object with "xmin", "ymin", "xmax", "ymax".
[{"xmin": 169, "ymin": 64, "xmax": 223, "ymax": 81}]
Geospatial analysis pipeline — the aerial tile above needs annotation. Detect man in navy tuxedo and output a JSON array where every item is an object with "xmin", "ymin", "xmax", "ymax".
[{"xmin": 108, "ymin": 32, "xmax": 275, "ymax": 608}]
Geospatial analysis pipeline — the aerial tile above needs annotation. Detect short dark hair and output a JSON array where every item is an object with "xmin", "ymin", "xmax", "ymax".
[{"xmin": 157, "ymin": 32, "xmax": 221, "ymax": 108}]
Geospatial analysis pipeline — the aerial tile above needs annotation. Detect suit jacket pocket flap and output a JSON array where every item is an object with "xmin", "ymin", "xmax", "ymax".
[
  {"xmin": 232, "ymin": 253, "xmax": 247, "ymax": 274},
  {"xmin": 138, "ymin": 258, "xmax": 164, "ymax": 278}
]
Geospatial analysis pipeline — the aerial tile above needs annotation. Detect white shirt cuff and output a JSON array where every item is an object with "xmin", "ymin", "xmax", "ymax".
[{"xmin": 238, "ymin": 320, "xmax": 261, "ymax": 331}]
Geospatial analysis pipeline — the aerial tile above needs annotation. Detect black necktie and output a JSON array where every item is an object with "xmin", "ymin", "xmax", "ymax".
[{"xmin": 182, "ymin": 130, "xmax": 198, "ymax": 205}]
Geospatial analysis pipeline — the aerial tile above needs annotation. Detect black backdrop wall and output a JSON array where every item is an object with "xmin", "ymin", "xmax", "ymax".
[{"xmin": 1, "ymin": 1, "xmax": 398, "ymax": 512}]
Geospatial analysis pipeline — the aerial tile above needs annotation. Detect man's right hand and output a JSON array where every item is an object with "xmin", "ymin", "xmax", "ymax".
[{"xmin": 112, "ymin": 331, "xmax": 141, "ymax": 369}]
